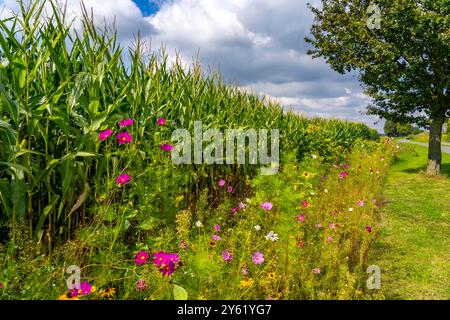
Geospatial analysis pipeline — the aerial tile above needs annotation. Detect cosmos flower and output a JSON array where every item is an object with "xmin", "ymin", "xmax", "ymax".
[
  {"xmin": 79, "ymin": 281, "xmax": 93, "ymax": 295},
  {"xmin": 231, "ymin": 207, "xmax": 239, "ymax": 214},
  {"xmin": 157, "ymin": 118, "xmax": 167, "ymax": 126},
  {"xmin": 99, "ymin": 128, "xmax": 113, "ymax": 141},
  {"xmin": 119, "ymin": 118, "xmax": 134, "ymax": 128},
  {"xmin": 227, "ymin": 186, "xmax": 234, "ymax": 193},
  {"xmin": 358, "ymin": 200, "xmax": 365, "ymax": 207},
  {"xmin": 160, "ymin": 144, "xmax": 174, "ymax": 151},
  {"xmin": 116, "ymin": 173, "xmax": 131, "ymax": 187},
  {"xmin": 195, "ymin": 220, "xmax": 203, "ymax": 228},
  {"xmin": 181, "ymin": 240, "xmax": 187, "ymax": 250},
  {"xmin": 260, "ymin": 202, "xmax": 273, "ymax": 211},
  {"xmin": 135, "ymin": 279, "xmax": 147, "ymax": 292},
  {"xmin": 265, "ymin": 231, "xmax": 279, "ymax": 242},
  {"xmin": 238, "ymin": 202, "xmax": 246, "ymax": 210},
  {"xmin": 218, "ymin": 179, "xmax": 226, "ymax": 187},
  {"xmin": 327, "ymin": 236, "xmax": 333, "ymax": 243},
  {"xmin": 339, "ymin": 171, "xmax": 349, "ymax": 179},
  {"xmin": 252, "ymin": 252, "xmax": 264, "ymax": 265},
  {"xmin": 329, "ymin": 223, "xmax": 336, "ymax": 229},
  {"xmin": 135, "ymin": 251, "xmax": 150, "ymax": 266},
  {"xmin": 117, "ymin": 132, "xmax": 132, "ymax": 145},
  {"xmin": 366, "ymin": 226, "xmax": 373, "ymax": 233},
  {"xmin": 313, "ymin": 268, "xmax": 321, "ymax": 274},
  {"xmin": 211, "ymin": 234, "xmax": 221, "ymax": 242},
  {"xmin": 301, "ymin": 200, "xmax": 310, "ymax": 208},
  {"xmin": 221, "ymin": 250, "xmax": 232, "ymax": 262},
  {"xmin": 297, "ymin": 214, "xmax": 306, "ymax": 223},
  {"xmin": 214, "ymin": 224, "xmax": 221, "ymax": 232}
]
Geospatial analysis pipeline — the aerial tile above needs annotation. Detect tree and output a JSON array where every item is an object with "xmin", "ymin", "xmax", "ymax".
[
  {"xmin": 383, "ymin": 120, "xmax": 397, "ymax": 137},
  {"xmin": 306, "ymin": 0, "xmax": 450, "ymax": 175}
]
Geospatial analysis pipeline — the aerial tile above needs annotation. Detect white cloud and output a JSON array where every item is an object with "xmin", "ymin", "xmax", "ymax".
[{"xmin": 0, "ymin": 0, "xmax": 383, "ymax": 131}]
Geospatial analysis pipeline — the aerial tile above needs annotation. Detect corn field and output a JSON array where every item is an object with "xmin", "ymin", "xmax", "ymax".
[{"xmin": 0, "ymin": 1, "xmax": 378, "ymax": 252}]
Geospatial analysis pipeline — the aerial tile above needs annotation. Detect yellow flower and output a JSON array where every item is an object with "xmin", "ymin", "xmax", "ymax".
[
  {"xmin": 267, "ymin": 272, "xmax": 277, "ymax": 280},
  {"xmin": 239, "ymin": 278, "xmax": 254, "ymax": 289},
  {"xmin": 98, "ymin": 288, "xmax": 116, "ymax": 298},
  {"xmin": 302, "ymin": 171, "xmax": 313, "ymax": 179},
  {"xmin": 306, "ymin": 124, "xmax": 321, "ymax": 134},
  {"xmin": 58, "ymin": 293, "xmax": 79, "ymax": 300}
]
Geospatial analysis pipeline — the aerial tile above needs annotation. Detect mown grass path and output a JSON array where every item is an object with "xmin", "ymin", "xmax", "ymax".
[{"xmin": 373, "ymin": 143, "xmax": 450, "ymax": 300}]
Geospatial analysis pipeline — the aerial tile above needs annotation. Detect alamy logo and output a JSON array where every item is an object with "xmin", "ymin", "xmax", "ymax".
[{"xmin": 171, "ymin": 121, "xmax": 280, "ymax": 175}]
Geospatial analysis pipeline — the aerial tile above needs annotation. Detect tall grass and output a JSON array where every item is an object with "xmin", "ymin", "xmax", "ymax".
[{"xmin": 0, "ymin": 1, "xmax": 378, "ymax": 253}]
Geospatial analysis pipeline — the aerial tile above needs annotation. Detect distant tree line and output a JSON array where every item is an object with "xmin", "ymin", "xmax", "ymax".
[{"xmin": 383, "ymin": 120, "xmax": 423, "ymax": 137}]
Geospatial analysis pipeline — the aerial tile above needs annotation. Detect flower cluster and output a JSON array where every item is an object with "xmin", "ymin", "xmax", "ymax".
[{"xmin": 153, "ymin": 251, "xmax": 180, "ymax": 276}]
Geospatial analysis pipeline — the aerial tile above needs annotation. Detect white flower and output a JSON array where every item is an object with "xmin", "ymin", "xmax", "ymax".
[
  {"xmin": 310, "ymin": 192, "xmax": 315, "ymax": 196},
  {"xmin": 311, "ymin": 154, "xmax": 318, "ymax": 159},
  {"xmin": 265, "ymin": 231, "xmax": 279, "ymax": 242},
  {"xmin": 195, "ymin": 220, "xmax": 203, "ymax": 228},
  {"xmin": 324, "ymin": 189, "xmax": 329, "ymax": 193},
  {"xmin": 245, "ymin": 198, "xmax": 251, "ymax": 204},
  {"xmin": 254, "ymin": 225, "xmax": 261, "ymax": 231},
  {"xmin": 348, "ymin": 208, "xmax": 354, "ymax": 212}
]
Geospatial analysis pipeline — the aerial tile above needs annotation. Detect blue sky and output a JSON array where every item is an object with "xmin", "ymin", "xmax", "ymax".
[
  {"xmin": 0, "ymin": 0, "xmax": 384, "ymax": 132},
  {"xmin": 132, "ymin": 0, "xmax": 160, "ymax": 16}
]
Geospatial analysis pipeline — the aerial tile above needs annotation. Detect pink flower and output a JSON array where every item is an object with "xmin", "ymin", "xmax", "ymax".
[
  {"xmin": 117, "ymin": 132, "xmax": 132, "ymax": 144},
  {"xmin": 157, "ymin": 118, "xmax": 166, "ymax": 126},
  {"xmin": 181, "ymin": 240, "xmax": 187, "ymax": 250},
  {"xmin": 212, "ymin": 234, "xmax": 221, "ymax": 242},
  {"xmin": 214, "ymin": 224, "xmax": 221, "ymax": 232},
  {"xmin": 313, "ymin": 268, "xmax": 321, "ymax": 274},
  {"xmin": 135, "ymin": 279, "xmax": 147, "ymax": 292},
  {"xmin": 238, "ymin": 202, "xmax": 246, "ymax": 210},
  {"xmin": 79, "ymin": 281, "xmax": 93, "ymax": 295},
  {"xmin": 358, "ymin": 200, "xmax": 365, "ymax": 207},
  {"xmin": 301, "ymin": 200, "xmax": 310, "ymax": 208},
  {"xmin": 327, "ymin": 236, "xmax": 333, "ymax": 243},
  {"xmin": 159, "ymin": 144, "xmax": 174, "ymax": 151},
  {"xmin": 99, "ymin": 128, "xmax": 113, "ymax": 141},
  {"xmin": 135, "ymin": 251, "xmax": 150, "ymax": 266},
  {"xmin": 227, "ymin": 186, "xmax": 234, "ymax": 193},
  {"xmin": 241, "ymin": 265, "xmax": 248, "ymax": 276},
  {"xmin": 116, "ymin": 173, "xmax": 131, "ymax": 187},
  {"xmin": 296, "ymin": 214, "xmax": 306, "ymax": 223},
  {"xmin": 218, "ymin": 179, "xmax": 226, "ymax": 187},
  {"xmin": 252, "ymin": 252, "xmax": 264, "ymax": 265},
  {"xmin": 316, "ymin": 223, "xmax": 322, "ymax": 229},
  {"xmin": 339, "ymin": 171, "xmax": 349, "ymax": 179},
  {"xmin": 261, "ymin": 202, "xmax": 273, "ymax": 211},
  {"xmin": 329, "ymin": 223, "xmax": 336, "ymax": 229},
  {"xmin": 0, "ymin": 283, "xmax": 3, "ymax": 289},
  {"xmin": 366, "ymin": 226, "xmax": 372, "ymax": 233},
  {"xmin": 221, "ymin": 250, "xmax": 232, "ymax": 262},
  {"xmin": 341, "ymin": 163, "xmax": 350, "ymax": 169},
  {"xmin": 152, "ymin": 251, "xmax": 180, "ymax": 276},
  {"xmin": 372, "ymin": 198, "xmax": 377, "ymax": 204},
  {"xmin": 231, "ymin": 207, "xmax": 239, "ymax": 214},
  {"xmin": 119, "ymin": 118, "xmax": 134, "ymax": 128}
]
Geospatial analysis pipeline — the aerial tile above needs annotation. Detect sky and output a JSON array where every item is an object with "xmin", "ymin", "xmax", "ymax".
[{"xmin": 0, "ymin": 0, "xmax": 384, "ymax": 132}]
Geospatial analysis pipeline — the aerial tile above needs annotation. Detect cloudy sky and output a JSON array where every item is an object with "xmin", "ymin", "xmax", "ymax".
[{"xmin": 0, "ymin": 0, "xmax": 384, "ymax": 132}]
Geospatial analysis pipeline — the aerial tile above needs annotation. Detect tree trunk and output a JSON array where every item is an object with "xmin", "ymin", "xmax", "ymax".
[{"xmin": 426, "ymin": 115, "xmax": 445, "ymax": 175}]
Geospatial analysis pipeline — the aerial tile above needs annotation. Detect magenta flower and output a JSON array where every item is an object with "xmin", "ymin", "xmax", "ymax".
[
  {"xmin": 167, "ymin": 253, "xmax": 180, "ymax": 264},
  {"xmin": 301, "ymin": 200, "xmax": 310, "ymax": 208},
  {"xmin": 227, "ymin": 186, "xmax": 234, "ymax": 193},
  {"xmin": 117, "ymin": 132, "xmax": 132, "ymax": 144},
  {"xmin": 366, "ymin": 226, "xmax": 372, "ymax": 233},
  {"xmin": 358, "ymin": 200, "xmax": 365, "ymax": 207},
  {"xmin": 153, "ymin": 251, "xmax": 167, "ymax": 267},
  {"xmin": 221, "ymin": 250, "xmax": 232, "ymax": 262},
  {"xmin": 157, "ymin": 118, "xmax": 167, "ymax": 126},
  {"xmin": 0, "ymin": 283, "xmax": 4, "ymax": 289},
  {"xmin": 135, "ymin": 279, "xmax": 147, "ymax": 292},
  {"xmin": 327, "ymin": 236, "xmax": 333, "ymax": 243},
  {"xmin": 218, "ymin": 179, "xmax": 226, "ymax": 187},
  {"xmin": 252, "ymin": 252, "xmax": 264, "ymax": 265},
  {"xmin": 99, "ymin": 128, "xmax": 113, "ymax": 141},
  {"xmin": 211, "ymin": 234, "xmax": 221, "ymax": 242},
  {"xmin": 181, "ymin": 240, "xmax": 187, "ymax": 250},
  {"xmin": 341, "ymin": 163, "xmax": 350, "ymax": 169},
  {"xmin": 116, "ymin": 173, "xmax": 131, "ymax": 187},
  {"xmin": 79, "ymin": 281, "xmax": 92, "ymax": 295},
  {"xmin": 296, "ymin": 214, "xmax": 306, "ymax": 223},
  {"xmin": 339, "ymin": 171, "xmax": 349, "ymax": 179},
  {"xmin": 231, "ymin": 207, "xmax": 239, "ymax": 214},
  {"xmin": 135, "ymin": 251, "xmax": 150, "ymax": 266},
  {"xmin": 160, "ymin": 144, "xmax": 174, "ymax": 151},
  {"xmin": 313, "ymin": 268, "xmax": 321, "ymax": 274},
  {"xmin": 329, "ymin": 223, "xmax": 336, "ymax": 229},
  {"xmin": 152, "ymin": 251, "xmax": 180, "ymax": 276},
  {"xmin": 238, "ymin": 202, "xmax": 246, "ymax": 210},
  {"xmin": 214, "ymin": 224, "xmax": 221, "ymax": 232},
  {"xmin": 119, "ymin": 118, "xmax": 134, "ymax": 128},
  {"xmin": 261, "ymin": 202, "xmax": 273, "ymax": 211}
]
